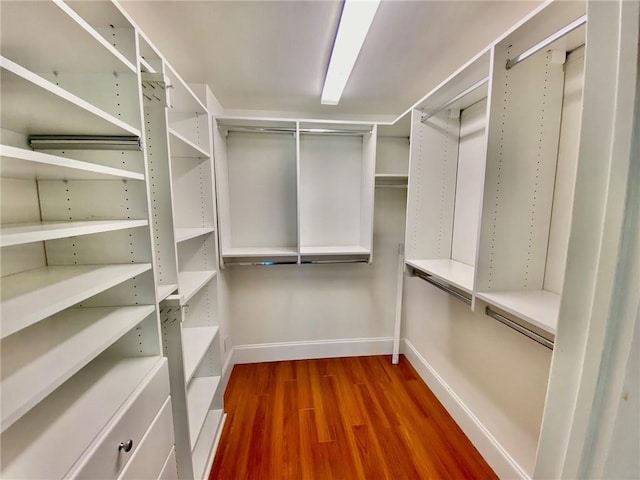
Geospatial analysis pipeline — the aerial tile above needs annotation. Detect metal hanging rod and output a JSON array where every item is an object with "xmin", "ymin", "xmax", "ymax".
[
  {"xmin": 220, "ymin": 125, "xmax": 372, "ymax": 136},
  {"xmin": 302, "ymin": 258, "xmax": 369, "ymax": 265},
  {"xmin": 226, "ymin": 260, "xmax": 298, "ymax": 267},
  {"xmin": 485, "ymin": 307, "xmax": 554, "ymax": 349},
  {"xmin": 506, "ymin": 14, "xmax": 587, "ymax": 70},
  {"xmin": 421, "ymin": 77, "xmax": 489, "ymax": 123},
  {"xmin": 29, "ymin": 135, "xmax": 141, "ymax": 151},
  {"xmin": 409, "ymin": 268, "xmax": 472, "ymax": 306}
]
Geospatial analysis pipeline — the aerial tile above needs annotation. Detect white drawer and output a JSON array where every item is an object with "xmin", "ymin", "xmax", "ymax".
[
  {"xmin": 118, "ymin": 396, "xmax": 174, "ymax": 480},
  {"xmin": 158, "ymin": 447, "xmax": 178, "ymax": 480},
  {"xmin": 69, "ymin": 358, "xmax": 170, "ymax": 479}
]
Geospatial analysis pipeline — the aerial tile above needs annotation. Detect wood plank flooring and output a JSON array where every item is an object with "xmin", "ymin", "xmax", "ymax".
[{"xmin": 210, "ymin": 355, "xmax": 497, "ymax": 479}]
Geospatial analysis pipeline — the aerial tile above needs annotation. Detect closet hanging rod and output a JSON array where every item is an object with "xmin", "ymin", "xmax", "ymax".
[
  {"xmin": 302, "ymin": 258, "xmax": 369, "ymax": 265},
  {"xmin": 28, "ymin": 135, "xmax": 141, "ymax": 151},
  {"xmin": 225, "ymin": 260, "xmax": 298, "ymax": 267},
  {"xmin": 409, "ymin": 268, "xmax": 472, "ymax": 306},
  {"xmin": 485, "ymin": 307, "xmax": 554, "ymax": 349},
  {"xmin": 505, "ymin": 14, "xmax": 587, "ymax": 70},
  {"xmin": 220, "ymin": 126, "xmax": 372, "ymax": 136},
  {"xmin": 421, "ymin": 77, "xmax": 489, "ymax": 123}
]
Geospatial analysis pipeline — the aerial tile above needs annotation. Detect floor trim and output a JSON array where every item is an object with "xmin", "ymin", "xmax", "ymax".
[
  {"xmin": 401, "ymin": 338, "xmax": 531, "ymax": 480},
  {"xmin": 231, "ymin": 337, "xmax": 394, "ymax": 365}
]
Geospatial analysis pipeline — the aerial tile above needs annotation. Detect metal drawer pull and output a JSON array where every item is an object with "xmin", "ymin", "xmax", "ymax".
[{"xmin": 118, "ymin": 440, "xmax": 133, "ymax": 453}]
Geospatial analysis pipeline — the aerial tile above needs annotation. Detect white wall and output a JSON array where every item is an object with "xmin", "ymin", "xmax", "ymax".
[{"xmin": 228, "ymin": 186, "xmax": 406, "ymax": 349}]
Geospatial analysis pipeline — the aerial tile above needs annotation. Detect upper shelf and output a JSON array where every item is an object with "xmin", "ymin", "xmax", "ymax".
[
  {"xmin": 1, "ymin": 263, "xmax": 152, "ymax": 339},
  {"xmin": 1, "ymin": 305, "xmax": 155, "ymax": 433},
  {"xmin": 0, "ymin": 145, "xmax": 144, "ymax": 181},
  {"xmin": 0, "ymin": 1, "xmax": 135, "ymax": 75},
  {"xmin": 168, "ymin": 270, "xmax": 217, "ymax": 306},
  {"xmin": 0, "ymin": 219, "xmax": 148, "ymax": 248},
  {"xmin": 165, "ymin": 64, "xmax": 207, "ymax": 114},
  {"xmin": 300, "ymin": 246, "xmax": 370, "ymax": 255},
  {"xmin": 221, "ymin": 247, "xmax": 298, "ymax": 258},
  {"xmin": 175, "ymin": 227, "xmax": 215, "ymax": 244},
  {"xmin": 0, "ymin": 57, "xmax": 140, "ymax": 137},
  {"xmin": 169, "ymin": 129, "xmax": 210, "ymax": 158}
]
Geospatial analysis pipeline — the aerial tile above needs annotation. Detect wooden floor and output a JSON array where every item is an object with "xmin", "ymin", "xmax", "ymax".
[{"xmin": 210, "ymin": 355, "xmax": 497, "ymax": 479}]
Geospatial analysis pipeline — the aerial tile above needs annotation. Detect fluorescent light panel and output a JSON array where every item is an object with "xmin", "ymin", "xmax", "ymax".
[{"xmin": 321, "ymin": 0, "xmax": 381, "ymax": 105}]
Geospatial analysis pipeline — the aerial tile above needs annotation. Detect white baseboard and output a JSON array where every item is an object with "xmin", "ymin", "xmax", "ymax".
[
  {"xmin": 401, "ymin": 339, "xmax": 530, "ymax": 480},
  {"xmin": 232, "ymin": 337, "xmax": 394, "ymax": 364}
]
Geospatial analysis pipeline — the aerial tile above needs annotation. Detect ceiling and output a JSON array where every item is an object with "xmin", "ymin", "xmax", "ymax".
[{"xmin": 120, "ymin": 0, "xmax": 541, "ymax": 122}]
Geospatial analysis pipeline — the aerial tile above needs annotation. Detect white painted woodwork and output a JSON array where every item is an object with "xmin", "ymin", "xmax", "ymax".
[
  {"xmin": 0, "ymin": 145, "xmax": 144, "ymax": 181},
  {"xmin": 183, "ymin": 326, "xmax": 220, "ymax": 384},
  {"xmin": 169, "ymin": 129, "xmax": 210, "ymax": 158},
  {"xmin": 1, "ymin": 263, "xmax": 152, "ymax": 339},
  {"xmin": 158, "ymin": 448, "xmax": 178, "ymax": 480},
  {"xmin": 1, "ymin": 357, "xmax": 164, "ymax": 479},
  {"xmin": 192, "ymin": 410, "xmax": 225, "ymax": 480},
  {"xmin": 175, "ymin": 227, "xmax": 215, "ymax": 243},
  {"xmin": 118, "ymin": 398, "xmax": 174, "ymax": 480},
  {"xmin": 406, "ymin": 259, "xmax": 474, "ymax": 294},
  {"xmin": 187, "ymin": 376, "xmax": 220, "ymax": 449},
  {"xmin": 1, "ymin": 306, "xmax": 155, "ymax": 432},
  {"xmin": 67, "ymin": 360, "xmax": 170, "ymax": 479},
  {"xmin": 0, "ymin": 57, "xmax": 140, "ymax": 136},
  {"xmin": 0, "ymin": 219, "xmax": 148, "ymax": 247}
]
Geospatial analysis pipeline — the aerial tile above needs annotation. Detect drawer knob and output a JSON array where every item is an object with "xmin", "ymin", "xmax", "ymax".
[{"xmin": 118, "ymin": 440, "xmax": 133, "ymax": 453}]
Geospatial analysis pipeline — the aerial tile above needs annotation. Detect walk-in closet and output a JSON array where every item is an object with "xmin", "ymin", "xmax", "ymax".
[{"xmin": 1, "ymin": 0, "xmax": 637, "ymax": 479}]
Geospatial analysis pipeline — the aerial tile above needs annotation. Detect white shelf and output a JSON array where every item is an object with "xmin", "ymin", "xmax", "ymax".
[
  {"xmin": 0, "ymin": 219, "xmax": 148, "ymax": 248},
  {"xmin": 1, "ymin": 305, "xmax": 155, "ymax": 433},
  {"xmin": 1, "ymin": 356, "xmax": 162, "ymax": 480},
  {"xmin": 300, "ymin": 245, "xmax": 370, "ymax": 255},
  {"xmin": 175, "ymin": 227, "xmax": 215, "ymax": 243},
  {"xmin": 0, "ymin": 145, "xmax": 144, "ymax": 181},
  {"xmin": 0, "ymin": 1, "xmax": 135, "ymax": 75},
  {"xmin": 0, "ymin": 56, "xmax": 140, "ymax": 136},
  {"xmin": 192, "ymin": 409, "xmax": 224, "ymax": 480},
  {"xmin": 222, "ymin": 246, "xmax": 298, "ymax": 258},
  {"xmin": 165, "ymin": 64, "xmax": 207, "ymax": 114},
  {"xmin": 1, "ymin": 263, "xmax": 152, "ymax": 339},
  {"xmin": 157, "ymin": 283, "xmax": 178, "ymax": 302},
  {"xmin": 182, "ymin": 326, "xmax": 219, "ymax": 384},
  {"xmin": 406, "ymin": 258, "xmax": 475, "ymax": 294},
  {"xmin": 168, "ymin": 128, "xmax": 210, "ymax": 158},
  {"xmin": 170, "ymin": 271, "xmax": 217, "ymax": 306},
  {"xmin": 139, "ymin": 57, "xmax": 157, "ymax": 74},
  {"xmin": 475, "ymin": 289, "xmax": 560, "ymax": 335},
  {"xmin": 187, "ymin": 376, "xmax": 220, "ymax": 450}
]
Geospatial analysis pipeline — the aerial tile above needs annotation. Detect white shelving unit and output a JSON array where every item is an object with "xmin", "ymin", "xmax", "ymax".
[
  {"xmin": 139, "ymin": 32, "xmax": 225, "ymax": 479},
  {"xmin": 405, "ymin": 49, "xmax": 490, "ymax": 298},
  {"xmin": 0, "ymin": 2, "xmax": 172, "ymax": 479},
  {"xmin": 214, "ymin": 119, "xmax": 377, "ymax": 265},
  {"xmin": 475, "ymin": 6, "xmax": 586, "ymax": 339},
  {"xmin": 404, "ymin": 2, "xmax": 586, "ymax": 345}
]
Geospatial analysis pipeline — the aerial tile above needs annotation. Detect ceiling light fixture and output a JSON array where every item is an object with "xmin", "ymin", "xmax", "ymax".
[{"xmin": 321, "ymin": 0, "xmax": 381, "ymax": 105}]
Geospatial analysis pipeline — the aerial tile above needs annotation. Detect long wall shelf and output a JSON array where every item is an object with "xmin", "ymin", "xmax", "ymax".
[
  {"xmin": 0, "ymin": 57, "xmax": 140, "ymax": 136},
  {"xmin": 0, "ymin": 145, "xmax": 144, "ymax": 181},
  {"xmin": 0, "ymin": 219, "xmax": 148, "ymax": 247},
  {"xmin": 1, "ymin": 263, "xmax": 152, "ymax": 339},
  {"xmin": 1, "ymin": 305, "xmax": 155, "ymax": 432}
]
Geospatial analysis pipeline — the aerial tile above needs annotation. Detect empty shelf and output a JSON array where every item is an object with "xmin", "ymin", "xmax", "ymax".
[
  {"xmin": 157, "ymin": 283, "xmax": 178, "ymax": 302},
  {"xmin": 169, "ymin": 129, "xmax": 210, "ymax": 158},
  {"xmin": 175, "ymin": 227, "xmax": 215, "ymax": 243},
  {"xmin": 475, "ymin": 289, "xmax": 560, "ymax": 335},
  {"xmin": 0, "ymin": 145, "xmax": 144, "ymax": 181},
  {"xmin": 0, "ymin": 1, "xmax": 135, "ymax": 75},
  {"xmin": 1, "ymin": 356, "xmax": 163, "ymax": 479},
  {"xmin": 192, "ymin": 409, "xmax": 224, "ymax": 480},
  {"xmin": 165, "ymin": 64, "xmax": 207, "ymax": 115},
  {"xmin": 187, "ymin": 376, "xmax": 220, "ymax": 450},
  {"xmin": 1, "ymin": 263, "xmax": 152, "ymax": 339},
  {"xmin": 169, "ymin": 271, "xmax": 217, "ymax": 305},
  {"xmin": 0, "ymin": 57, "xmax": 140, "ymax": 136},
  {"xmin": 406, "ymin": 259, "xmax": 474, "ymax": 294},
  {"xmin": 1, "ymin": 305, "xmax": 155, "ymax": 432},
  {"xmin": 183, "ymin": 326, "xmax": 219, "ymax": 384},
  {"xmin": 0, "ymin": 219, "xmax": 148, "ymax": 247},
  {"xmin": 139, "ymin": 57, "xmax": 157, "ymax": 74},
  {"xmin": 300, "ymin": 246, "xmax": 370, "ymax": 255},
  {"xmin": 222, "ymin": 247, "xmax": 298, "ymax": 258}
]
